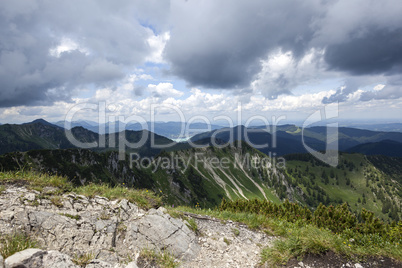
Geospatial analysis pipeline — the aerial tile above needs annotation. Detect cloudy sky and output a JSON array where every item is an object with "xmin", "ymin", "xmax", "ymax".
[{"xmin": 1, "ymin": 0, "xmax": 402, "ymax": 125}]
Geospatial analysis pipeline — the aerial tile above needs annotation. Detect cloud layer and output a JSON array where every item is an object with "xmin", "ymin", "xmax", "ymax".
[
  {"xmin": 1, "ymin": 0, "xmax": 402, "ymax": 122},
  {"xmin": 164, "ymin": 0, "xmax": 402, "ymax": 100},
  {"xmin": 0, "ymin": 0, "xmax": 168, "ymax": 107}
]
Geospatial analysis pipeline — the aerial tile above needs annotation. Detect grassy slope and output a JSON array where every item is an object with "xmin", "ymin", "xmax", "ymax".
[
  {"xmin": 171, "ymin": 205, "xmax": 401, "ymax": 266},
  {"xmin": 285, "ymin": 153, "xmax": 401, "ymax": 221}
]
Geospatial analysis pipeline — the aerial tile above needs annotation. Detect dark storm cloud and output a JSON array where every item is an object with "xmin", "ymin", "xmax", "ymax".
[
  {"xmin": 164, "ymin": 0, "xmax": 402, "ymax": 101},
  {"xmin": 324, "ymin": 28, "xmax": 402, "ymax": 75},
  {"xmin": 2, "ymin": 0, "xmax": 402, "ymax": 108},
  {"xmin": 0, "ymin": 0, "xmax": 169, "ymax": 107},
  {"xmin": 164, "ymin": 0, "xmax": 322, "ymax": 89}
]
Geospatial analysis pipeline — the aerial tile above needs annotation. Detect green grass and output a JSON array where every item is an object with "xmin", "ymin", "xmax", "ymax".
[
  {"xmin": 170, "ymin": 206, "xmax": 402, "ymax": 265},
  {"xmin": 0, "ymin": 170, "xmax": 162, "ymax": 210},
  {"xmin": 261, "ymin": 223, "xmax": 402, "ymax": 266},
  {"xmin": 232, "ymin": 228, "xmax": 240, "ymax": 236},
  {"xmin": 72, "ymin": 252, "xmax": 94, "ymax": 267},
  {"xmin": 184, "ymin": 217, "xmax": 199, "ymax": 234},
  {"xmin": 138, "ymin": 248, "xmax": 179, "ymax": 268},
  {"xmin": 0, "ymin": 170, "xmax": 72, "ymax": 190},
  {"xmin": 285, "ymin": 153, "xmax": 401, "ymax": 221},
  {"xmin": 74, "ymin": 183, "xmax": 162, "ymax": 210},
  {"xmin": 59, "ymin": 213, "xmax": 81, "ymax": 221},
  {"xmin": 0, "ymin": 232, "xmax": 39, "ymax": 258}
]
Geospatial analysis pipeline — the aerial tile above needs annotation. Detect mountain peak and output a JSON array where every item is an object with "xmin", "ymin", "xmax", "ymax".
[
  {"xmin": 25, "ymin": 118, "xmax": 62, "ymax": 129},
  {"xmin": 31, "ymin": 118, "xmax": 50, "ymax": 124}
]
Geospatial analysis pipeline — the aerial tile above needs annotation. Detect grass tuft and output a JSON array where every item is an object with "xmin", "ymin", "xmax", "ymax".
[
  {"xmin": 138, "ymin": 248, "xmax": 179, "ymax": 268},
  {"xmin": 0, "ymin": 232, "xmax": 39, "ymax": 258},
  {"xmin": 59, "ymin": 213, "xmax": 81, "ymax": 221},
  {"xmin": 74, "ymin": 183, "xmax": 162, "ymax": 210},
  {"xmin": 72, "ymin": 252, "xmax": 94, "ymax": 267},
  {"xmin": 184, "ymin": 217, "xmax": 199, "ymax": 234}
]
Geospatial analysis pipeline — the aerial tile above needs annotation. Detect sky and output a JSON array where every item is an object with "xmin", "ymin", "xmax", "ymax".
[{"xmin": 1, "ymin": 0, "xmax": 402, "ymax": 126}]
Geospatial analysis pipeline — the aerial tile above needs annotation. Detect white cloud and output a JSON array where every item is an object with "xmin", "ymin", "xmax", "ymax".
[
  {"xmin": 49, "ymin": 37, "xmax": 89, "ymax": 57},
  {"xmin": 148, "ymin": 82, "xmax": 183, "ymax": 99},
  {"xmin": 373, "ymin": 84, "xmax": 385, "ymax": 91},
  {"xmin": 145, "ymin": 31, "xmax": 170, "ymax": 63},
  {"xmin": 251, "ymin": 49, "xmax": 329, "ymax": 99}
]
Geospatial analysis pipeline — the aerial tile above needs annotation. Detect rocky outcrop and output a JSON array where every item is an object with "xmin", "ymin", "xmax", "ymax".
[
  {"xmin": 0, "ymin": 186, "xmax": 276, "ymax": 267},
  {"xmin": 0, "ymin": 186, "xmax": 199, "ymax": 266}
]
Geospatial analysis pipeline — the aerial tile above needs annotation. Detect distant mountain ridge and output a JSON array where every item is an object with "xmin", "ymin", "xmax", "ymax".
[
  {"xmin": 0, "ymin": 119, "xmax": 174, "ymax": 156},
  {"xmin": 54, "ymin": 120, "xmax": 223, "ymax": 139},
  {"xmin": 346, "ymin": 140, "xmax": 402, "ymax": 157},
  {"xmin": 2, "ymin": 119, "xmax": 402, "ymax": 158},
  {"xmin": 190, "ymin": 124, "xmax": 402, "ymax": 156},
  {"xmin": 344, "ymin": 123, "xmax": 402, "ymax": 132}
]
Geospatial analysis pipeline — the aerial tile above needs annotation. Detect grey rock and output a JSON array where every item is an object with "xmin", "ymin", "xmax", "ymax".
[
  {"xmin": 4, "ymin": 248, "xmax": 45, "ymax": 268},
  {"xmin": 0, "ymin": 185, "xmax": 282, "ymax": 267},
  {"xmin": 124, "ymin": 212, "xmax": 200, "ymax": 261},
  {"xmin": 42, "ymin": 250, "xmax": 79, "ymax": 268},
  {"xmin": 125, "ymin": 262, "xmax": 138, "ymax": 268},
  {"xmin": 5, "ymin": 249, "xmax": 81, "ymax": 268},
  {"xmin": 0, "ymin": 186, "xmax": 201, "ymax": 266},
  {"xmin": 86, "ymin": 259, "xmax": 113, "ymax": 268},
  {"xmin": 24, "ymin": 193, "xmax": 36, "ymax": 201},
  {"xmin": 0, "ymin": 254, "xmax": 4, "ymax": 268}
]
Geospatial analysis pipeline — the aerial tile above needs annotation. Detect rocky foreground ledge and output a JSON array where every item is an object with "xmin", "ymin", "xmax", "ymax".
[
  {"xmin": 0, "ymin": 186, "xmax": 274, "ymax": 267},
  {"xmin": 1, "ymin": 186, "xmax": 397, "ymax": 268}
]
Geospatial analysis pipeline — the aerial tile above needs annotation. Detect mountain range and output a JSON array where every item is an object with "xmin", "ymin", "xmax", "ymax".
[
  {"xmin": 2, "ymin": 119, "xmax": 402, "ymax": 158},
  {"xmin": 190, "ymin": 124, "xmax": 402, "ymax": 157},
  {"xmin": 0, "ymin": 119, "xmax": 174, "ymax": 157}
]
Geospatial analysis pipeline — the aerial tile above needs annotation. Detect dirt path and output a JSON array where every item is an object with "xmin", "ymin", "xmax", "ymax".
[{"xmin": 180, "ymin": 212, "xmax": 276, "ymax": 268}]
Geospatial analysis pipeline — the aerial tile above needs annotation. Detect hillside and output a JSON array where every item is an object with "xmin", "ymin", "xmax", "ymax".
[
  {"xmin": 0, "ymin": 121, "xmax": 73, "ymax": 154},
  {"xmin": 284, "ymin": 153, "xmax": 402, "ymax": 221},
  {"xmin": 1, "ymin": 142, "xmax": 401, "ymax": 222},
  {"xmin": 143, "ymin": 142, "xmax": 284, "ymax": 207},
  {"xmin": 0, "ymin": 143, "xmax": 284, "ymax": 208}
]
